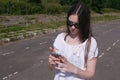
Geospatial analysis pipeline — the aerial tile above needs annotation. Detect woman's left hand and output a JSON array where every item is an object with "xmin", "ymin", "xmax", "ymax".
[{"xmin": 55, "ymin": 56, "xmax": 77, "ymax": 73}]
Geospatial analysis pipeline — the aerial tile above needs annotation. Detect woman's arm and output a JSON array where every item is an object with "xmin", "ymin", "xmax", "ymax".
[
  {"xmin": 55, "ymin": 57, "xmax": 97, "ymax": 79},
  {"xmin": 73, "ymin": 58, "xmax": 97, "ymax": 79}
]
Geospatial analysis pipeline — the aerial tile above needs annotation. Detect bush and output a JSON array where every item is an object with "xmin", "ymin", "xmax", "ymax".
[
  {"xmin": 43, "ymin": 3, "xmax": 62, "ymax": 14},
  {"xmin": 0, "ymin": 0, "xmax": 44, "ymax": 15}
]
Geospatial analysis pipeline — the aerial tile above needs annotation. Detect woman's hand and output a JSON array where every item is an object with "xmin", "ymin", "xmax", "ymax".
[
  {"xmin": 48, "ymin": 55, "xmax": 59, "ymax": 69},
  {"xmin": 48, "ymin": 47, "xmax": 77, "ymax": 74},
  {"xmin": 55, "ymin": 56, "xmax": 77, "ymax": 73},
  {"xmin": 48, "ymin": 47, "xmax": 60, "ymax": 70}
]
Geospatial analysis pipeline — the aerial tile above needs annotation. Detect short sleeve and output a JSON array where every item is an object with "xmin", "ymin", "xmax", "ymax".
[
  {"xmin": 88, "ymin": 37, "xmax": 99, "ymax": 60},
  {"xmin": 53, "ymin": 33, "xmax": 63, "ymax": 50}
]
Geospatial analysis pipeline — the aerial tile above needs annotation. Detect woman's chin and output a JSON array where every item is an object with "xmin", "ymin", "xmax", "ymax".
[{"xmin": 70, "ymin": 30, "xmax": 78, "ymax": 35}]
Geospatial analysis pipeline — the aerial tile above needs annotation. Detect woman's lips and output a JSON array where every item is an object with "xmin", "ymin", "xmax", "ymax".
[{"xmin": 71, "ymin": 29, "xmax": 75, "ymax": 32}]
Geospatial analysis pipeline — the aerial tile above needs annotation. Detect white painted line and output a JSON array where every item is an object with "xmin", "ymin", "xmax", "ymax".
[
  {"xmin": 98, "ymin": 53, "xmax": 104, "ymax": 58},
  {"xmin": 2, "ymin": 51, "xmax": 14, "ymax": 56},
  {"xmin": 40, "ymin": 60, "xmax": 43, "ymax": 63},
  {"xmin": 2, "ymin": 76, "xmax": 7, "ymax": 80},
  {"xmin": 106, "ymin": 47, "xmax": 111, "ymax": 51},
  {"xmin": 10, "ymin": 51, "xmax": 15, "ymax": 54},
  {"xmin": 33, "ymin": 64, "xmax": 37, "ymax": 66},
  {"xmin": 40, "ymin": 42, "xmax": 47, "ymax": 45},
  {"xmin": 8, "ymin": 74, "xmax": 13, "ymax": 77},
  {"xmin": 116, "ymin": 40, "xmax": 119, "ymax": 43},
  {"xmin": 113, "ymin": 42, "xmax": 116, "ymax": 46},
  {"xmin": 2, "ymin": 53, "xmax": 6, "ymax": 56},
  {"xmin": 13, "ymin": 72, "xmax": 18, "ymax": 75},
  {"xmin": 26, "ymin": 47, "xmax": 30, "ymax": 50},
  {"xmin": 2, "ymin": 71, "xmax": 18, "ymax": 80}
]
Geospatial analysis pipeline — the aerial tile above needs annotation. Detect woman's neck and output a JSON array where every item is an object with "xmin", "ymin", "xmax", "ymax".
[
  {"xmin": 66, "ymin": 34, "xmax": 81, "ymax": 45},
  {"xmin": 69, "ymin": 33, "xmax": 78, "ymax": 38}
]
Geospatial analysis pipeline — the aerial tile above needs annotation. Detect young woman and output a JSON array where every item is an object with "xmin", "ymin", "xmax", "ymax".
[{"xmin": 48, "ymin": 2, "xmax": 98, "ymax": 80}]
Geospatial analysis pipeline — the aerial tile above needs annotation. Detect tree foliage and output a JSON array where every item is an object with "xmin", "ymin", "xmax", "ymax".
[
  {"xmin": 26, "ymin": 0, "xmax": 42, "ymax": 3},
  {"xmin": 60, "ymin": 0, "xmax": 105, "ymax": 13},
  {"xmin": 106, "ymin": 0, "xmax": 120, "ymax": 9},
  {"xmin": 0, "ymin": 0, "xmax": 120, "ymax": 15},
  {"xmin": 60, "ymin": 0, "xmax": 78, "ymax": 5},
  {"xmin": 91, "ymin": 0, "xmax": 105, "ymax": 13}
]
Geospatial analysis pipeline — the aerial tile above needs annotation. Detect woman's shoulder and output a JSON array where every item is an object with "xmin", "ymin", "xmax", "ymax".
[
  {"xmin": 91, "ymin": 37, "xmax": 97, "ymax": 42},
  {"xmin": 91, "ymin": 37, "xmax": 98, "ymax": 46},
  {"xmin": 82, "ymin": 37, "xmax": 97, "ymax": 45},
  {"xmin": 57, "ymin": 32, "xmax": 67, "ymax": 38}
]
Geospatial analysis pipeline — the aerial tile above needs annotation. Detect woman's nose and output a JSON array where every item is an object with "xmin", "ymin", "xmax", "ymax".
[{"xmin": 71, "ymin": 25, "xmax": 76, "ymax": 29}]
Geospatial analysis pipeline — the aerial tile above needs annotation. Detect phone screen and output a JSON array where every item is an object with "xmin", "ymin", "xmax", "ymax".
[{"xmin": 51, "ymin": 53, "xmax": 61, "ymax": 58}]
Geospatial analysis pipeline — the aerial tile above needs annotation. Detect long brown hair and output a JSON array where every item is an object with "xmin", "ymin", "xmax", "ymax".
[
  {"xmin": 66, "ymin": 2, "xmax": 92, "ymax": 42},
  {"xmin": 66, "ymin": 2, "xmax": 92, "ymax": 65}
]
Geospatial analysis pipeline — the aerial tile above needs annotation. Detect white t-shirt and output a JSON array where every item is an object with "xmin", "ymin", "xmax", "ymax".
[{"xmin": 53, "ymin": 33, "xmax": 98, "ymax": 80}]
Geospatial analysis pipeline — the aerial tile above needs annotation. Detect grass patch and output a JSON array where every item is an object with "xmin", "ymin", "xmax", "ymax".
[
  {"xmin": 91, "ymin": 14, "xmax": 120, "ymax": 23},
  {"xmin": 0, "ymin": 12, "xmax": 120, "ymax": 40},
  {"xmin": 0, "ymin": 20, "xmax": 65, "ymax": 39},
  {"xmin": 0, "ymin": 26, "xmax": 25, "ymax": 33},
  {"xmin": 103, "ymin": 8, "xmax": 120, "ymax": 13},
  {"xmin": 0, "ymin": 16, "xmax": 9, "ymax": 22}
]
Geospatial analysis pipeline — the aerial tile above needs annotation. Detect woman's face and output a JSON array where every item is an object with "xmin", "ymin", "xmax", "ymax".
[{"xmin": 68, "ymin": 14, "xmax": 79, "ymax": 36}]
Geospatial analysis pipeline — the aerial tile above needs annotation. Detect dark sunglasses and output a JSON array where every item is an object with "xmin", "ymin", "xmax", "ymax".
[{"xmin": 67, "ymin": 20, "xmax": 79, "ymax": 28}]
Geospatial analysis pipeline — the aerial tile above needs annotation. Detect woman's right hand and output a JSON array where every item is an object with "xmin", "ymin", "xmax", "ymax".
[{"xmin": 48, "ymin": 47, "xmax": 60, "ymax": 70}]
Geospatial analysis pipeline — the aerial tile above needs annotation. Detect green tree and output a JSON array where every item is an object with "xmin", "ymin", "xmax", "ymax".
[
  {"xmin": 26, "ymin": 0, "xmax": 42, "ymax": 3},
  {"xmin": 106, "ymin": 0, "xmax": 120, "ymax": 9},
  {"xmin": 60, "ymin": 0, "xmax": 79, "ymax": 5},
  {"xmin": 91, "ymin": 0, "xmax": 105, "ymax": 13}
]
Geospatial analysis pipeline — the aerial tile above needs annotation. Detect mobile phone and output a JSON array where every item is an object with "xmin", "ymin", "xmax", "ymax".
[
  {"xmin": 51, "ymin": 53, "xmax": 61, "ymax": 58},
  {"xmin": 51, "ymin": 53, "xmax": 63, "ymax": 63}
]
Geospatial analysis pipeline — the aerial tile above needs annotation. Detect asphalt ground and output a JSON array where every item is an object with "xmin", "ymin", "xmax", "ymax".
[{"xmin": 0, "ymin": 20, "xmax": 120, "ymax": 80}]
